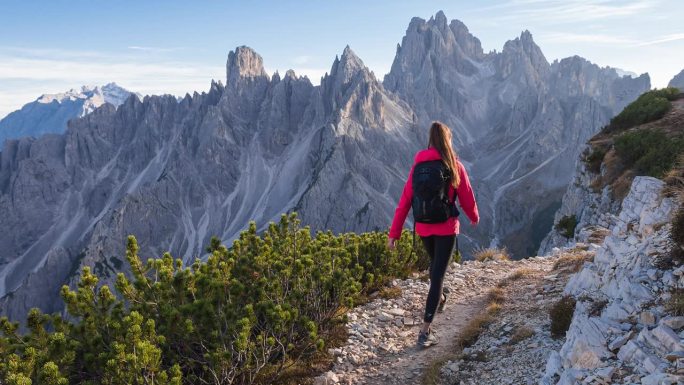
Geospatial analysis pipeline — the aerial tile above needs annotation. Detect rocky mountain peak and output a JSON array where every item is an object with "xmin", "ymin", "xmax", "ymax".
[
  {"xmin": 449, "ymin": 18, "xmax": 485, "ymax": 59},
  {"xmin": 339, "ymin": 45, "xmax": 367, "ymax": 76},
  {"xmin": 226, "ymin": 46, "xmax": 269, "ymax": 86},
  {"xmin": 498, "ymin": 29, "xmax": 549, "ymax": 80},
  {"xmin": 325, "ymin": 45, "xmax": 374, "ymax": 89},
  {"xmin": 668, "ymin": 68, "xmax": 684, "ymax": 90},
  {"xmin": 431, "ymin": 10, "xmax": 449, "ymax": 30}
]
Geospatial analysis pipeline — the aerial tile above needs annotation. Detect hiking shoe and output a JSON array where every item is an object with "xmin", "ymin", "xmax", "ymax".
[
  {"xmin": 417, "ymin": 329, "xmax": 438, "ymax": 348},
  {"xmin": 438, "ymin": 287, "xmax": 450, "ymax": 313}
]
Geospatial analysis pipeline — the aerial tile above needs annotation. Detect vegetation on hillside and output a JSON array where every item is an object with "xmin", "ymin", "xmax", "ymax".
[
  {"xmin": 0, "ymin": 213, "xmax": 427, "ymax": 385},
  {"xmin": 582, "ymin": 88, "xmax": 684, "ymax": 200},
  {"xmin": 601, "ymin": 87, "xmax": 679, "ymax": 134},
  {"xmin": 614, "ymin": 129, "xmax": 684, "ymax": 179},
  {"xmin": 555, "ymin": 215, "xmax": 577, "ymax": 239}
]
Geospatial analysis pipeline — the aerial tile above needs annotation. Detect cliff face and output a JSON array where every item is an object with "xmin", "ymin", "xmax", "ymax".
[
  {"xmin": 541, "ymin": 177, "xmax": 682, "ymax": 384},
  {"xmin": 539, "ymin": 95, "xmax": 684, "ymax": 383}
]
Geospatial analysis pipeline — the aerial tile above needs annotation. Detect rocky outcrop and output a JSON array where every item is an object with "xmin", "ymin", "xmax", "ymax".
[
  {"xmin": 384, "ymin": 11, "xmax": 650, "ymax": 257},
  {"xmin": 0, "ymin": 83, "xmax": 138, "ymax": 145},
  {"xmin": 541, "ymin": 177, "xmax": 683, "ymax": 384},
  {"xmin": 669, "ymin": 69, "xmax": 684, "ymax": 91},
  {"xmin": 538, "ymin": 153, "xmax": 620, "ymax": 255}
]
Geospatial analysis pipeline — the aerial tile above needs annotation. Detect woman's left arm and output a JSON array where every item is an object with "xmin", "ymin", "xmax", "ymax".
[{"xmin": 456, "ymin": 162, "xmax": 480, "ymax": 225}]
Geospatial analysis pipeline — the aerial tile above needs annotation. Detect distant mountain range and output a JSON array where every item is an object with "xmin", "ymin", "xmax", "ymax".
[
  {"xmin": 0, "ymin": 83, "xmax": 138, "ymax": 145},
  {"xmin": 0, "ymin": 11, "xmax": 651, "ymax": 321}
]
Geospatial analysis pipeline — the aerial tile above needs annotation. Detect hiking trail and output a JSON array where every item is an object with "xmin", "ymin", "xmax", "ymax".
[{"xmin": 315, "ymin": 250, "xmax": 582, "ymax": 385}]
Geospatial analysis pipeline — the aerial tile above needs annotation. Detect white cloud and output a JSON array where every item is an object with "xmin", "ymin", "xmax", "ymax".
[
  {"xmin": 539, "ymin": 32, "xmax": 636, "ymax": 45},
  {"xmin": 637, "ymin": 33, "xmax": 684, "ymax": 46},
  {"xmin": 127, "ymin": 46, "xmax": 185, "ymax": 53},
  {"xmin": 480, "ymin": 0, "xmax": 658, "ymax": 24},
  {"xmin": 291, "ymin": 55, "xmax": 312, "ymax": 65}
]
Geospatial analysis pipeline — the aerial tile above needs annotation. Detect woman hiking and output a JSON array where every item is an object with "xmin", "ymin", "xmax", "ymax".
[{"xmin": 387, "ymin": 121, "xmax": 480, "ymax": 348}]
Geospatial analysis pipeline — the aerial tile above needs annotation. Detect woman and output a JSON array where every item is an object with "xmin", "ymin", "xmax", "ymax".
[{"xmin": 387, "ymin": 121, "xmax": 479, "ymax": 348}]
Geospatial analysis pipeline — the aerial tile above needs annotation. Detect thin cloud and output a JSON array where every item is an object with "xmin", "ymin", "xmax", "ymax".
[
  {"xmin": 539, "ymin": 31, "xmax": 684, "ymax": 47},
  {"xmin": 479, "ymin": 0, "xmax": 658, "ymax": 24},
  {"xmin": 637, "ymin": 33, "xmax": 684, "ymax": 46},
  {"xmin": 127, "ymin": 46, "xmax": 185, "ymax": 53},
  {"xmin": 291, "ymin": 55, "xmax": 312, "ymax": 65},
  {"xmin": 540, "ymin": 32, "xmax": 636, "ymax": 45}
]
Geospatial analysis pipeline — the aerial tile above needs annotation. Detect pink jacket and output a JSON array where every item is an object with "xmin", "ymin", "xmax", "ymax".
[{"xmin": 389, "ymin": 148, "xmax": 479, "ymax": 239}]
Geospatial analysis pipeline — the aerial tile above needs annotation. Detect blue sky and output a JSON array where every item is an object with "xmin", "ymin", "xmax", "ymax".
[{"xmin": 1, "ymin": 0, "xmax": 683, "ymax": 118}]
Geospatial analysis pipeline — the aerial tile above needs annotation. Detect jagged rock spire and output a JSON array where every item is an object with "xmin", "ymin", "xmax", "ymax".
[{"xmin": 226, "ymin": 46, "xmax": 269, "ymax": 87}]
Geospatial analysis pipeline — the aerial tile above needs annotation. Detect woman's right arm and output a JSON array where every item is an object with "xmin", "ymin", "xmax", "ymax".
[{"xmin": 388, "ymin": 164, "xmax": 415, "ymax": 240}]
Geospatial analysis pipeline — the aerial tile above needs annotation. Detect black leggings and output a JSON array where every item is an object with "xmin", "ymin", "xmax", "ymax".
[{"xmin": 421, "ymin": 234, "xmax": 458, "ymax": 323}]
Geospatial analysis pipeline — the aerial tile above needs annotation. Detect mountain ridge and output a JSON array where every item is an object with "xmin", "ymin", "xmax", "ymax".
[{"xmin": 0, "ymin": 83, "xmax": 139, "ymax": 146}]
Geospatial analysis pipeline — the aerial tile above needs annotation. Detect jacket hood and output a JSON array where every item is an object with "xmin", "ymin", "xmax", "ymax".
[{"xmin": 414, "ymin": 147, "xmax": 443, "ymax": 162}]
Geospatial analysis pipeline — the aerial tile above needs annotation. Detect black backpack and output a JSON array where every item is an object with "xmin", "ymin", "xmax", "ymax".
[{"xmin": 411, "ymin": 160, "xmax": 459, "ymax": 223}]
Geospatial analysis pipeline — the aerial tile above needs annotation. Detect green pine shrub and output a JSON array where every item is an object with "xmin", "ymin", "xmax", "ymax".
[
  {"xmin": 603, "ymin": 88, "xmax": 679, "ymax": 134},
  {"xmin": 584, "ymin": 147, "xmax": 607, "ymax": 174},
  {"xmin": 555, "ymin": 215, "xmax": 578, "ymax": 238},
  {"xmin": 549, "ymin": 296, "xmax": 576, "ymax": 338},
  {"xmin": 613, "ymin": 129, "xmax": 684, "ymax": 178},
  {"xmin": 0, "ymin": 213, "xmax": 424, "ymax": 385}
]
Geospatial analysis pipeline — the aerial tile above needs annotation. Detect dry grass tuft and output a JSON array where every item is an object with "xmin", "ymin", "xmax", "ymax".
[
  {"xmin": 473, "ymin": 247, "xmax": 511, "ymax": 262},
  {"xmin": 553, "ymin": 252, "xmax": 594, "ymax": 273},
  {"xmin": 486, "ymin": 302, "xmax": 502, "ymax": 315},
  {"xmin": 509, "ymin": 326, "xmax": 535, "ymax": 344},
  {"xmin": 497, "ymin": 268, "xmax": 535, "ymax": 287},
  {"xmin": 458, "ymin": 312, "xmax": 493, "ymax": 348},
  {"xmin": 457, "ymin": 288, "xmax": 505, "ymax": 348},
  {"xmin": 378, "ymin": 285, "xmax": 402, "ymax": 300},
  {"xmin": 487, "ymin": 287, "xmax": 506, "ymax": 303},
  {"xmin": 422, "ymin": 356, "xmax": 450, "ymax": 385},
  {"xmin": 666, "ymin": 288, "xmax": 684, "ymax": 316}
]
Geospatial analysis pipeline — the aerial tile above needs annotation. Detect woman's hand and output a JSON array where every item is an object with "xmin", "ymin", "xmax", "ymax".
[
  {"xmin": 470, "ymin": 219, "xmax": 479, "ymax": 226},
  {"xmin": 387, "ymin": 237, "xmax": 397, "ymax": 250}
]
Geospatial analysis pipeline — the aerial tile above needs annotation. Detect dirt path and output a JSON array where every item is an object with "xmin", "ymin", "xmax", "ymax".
[
  {"xmin": 316, "ymin": 255, "xmax": 564, "ymax": 385},
  {"xmin": 439, "ymin": 249, "xmax": 590, "ymax": 384},
  {"xmin": 672, "ymin": 98, "xmax": 684, "ymax": 111},
  {"xmin": 362, "ymin": 296, "xmax": 486, "ymax": 385}
]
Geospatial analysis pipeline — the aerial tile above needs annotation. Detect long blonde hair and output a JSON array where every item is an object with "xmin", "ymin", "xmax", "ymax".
[{"xmin": 428, "ymin": 121, "xmax": 460, "ymax": 188}]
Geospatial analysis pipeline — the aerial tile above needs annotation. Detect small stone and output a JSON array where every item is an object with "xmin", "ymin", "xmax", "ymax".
[
  {"xmin": 594, "ymin": 366, "xmax": 615, "ymax": 381},
  {"xmin": 314, "ymin": 371, "xmax": 339, "ymax": 385},
  {"xmin": 640, "ymin": 311, "xmax": 657, "ymax": 326},
  {"xmin": 387, "ymin": 308, "xmax": 405, "ymax": 317},
  {"xmin": 661, "ymin": 316, "xmax": 684, "ymax": 330},
  {"xmin": 609, "ymin": 331, "xmax": 634, "ymax": 351},
  {"xmin": 666, "ymin": 351, "xmax": 684, "ymax": 362}
]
